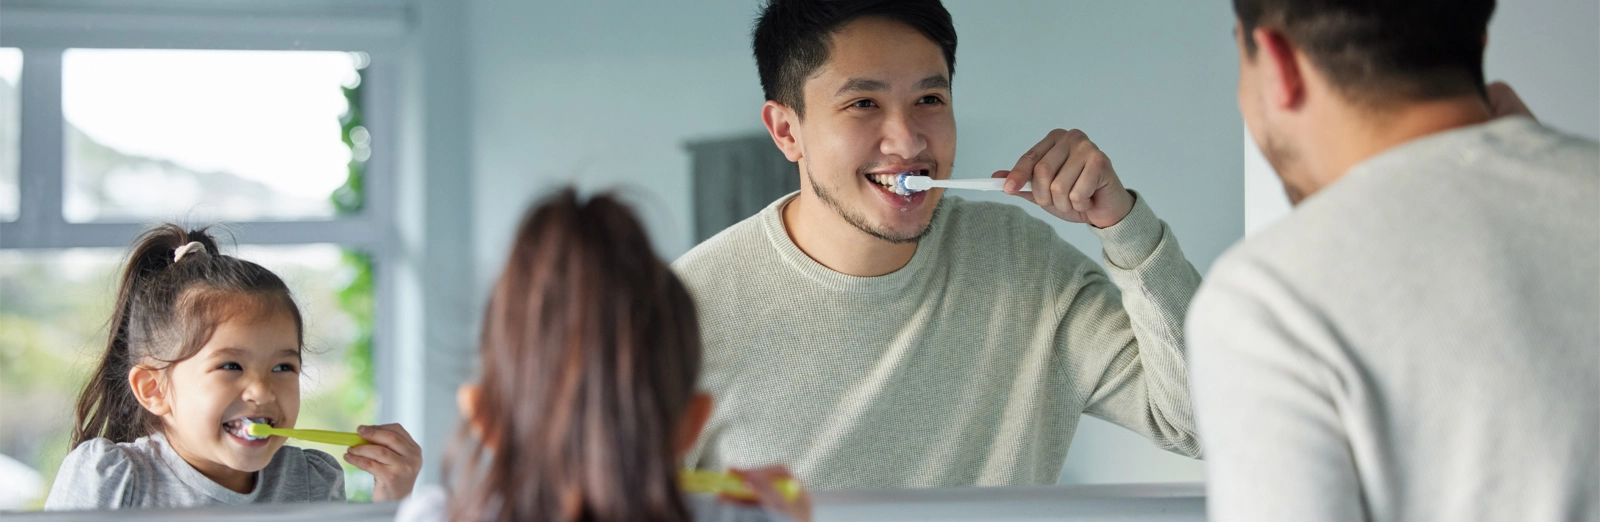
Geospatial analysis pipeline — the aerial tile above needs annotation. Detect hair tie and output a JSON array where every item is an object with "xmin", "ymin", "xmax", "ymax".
[{"xmin": 174, "ymin": 241, "xmax": 206, "ymax": 262}]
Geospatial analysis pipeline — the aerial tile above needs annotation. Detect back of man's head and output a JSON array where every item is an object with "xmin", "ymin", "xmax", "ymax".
[
  {"xmin": 753, "ymin": 0, "xmax": 956, "ymax": 116},
  {"xmin": 1235, "ymin": 0, "xmax": 1497, "ymax": 107}
]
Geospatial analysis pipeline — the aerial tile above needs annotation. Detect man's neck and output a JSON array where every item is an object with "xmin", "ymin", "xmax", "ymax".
[
  {"xmin": 1310, "ymin": 94, "xmax": 1494, "ymax": 191},
  {"xmin": 782, "ymin": 192, "xmax": 918, "ymax": 277}
]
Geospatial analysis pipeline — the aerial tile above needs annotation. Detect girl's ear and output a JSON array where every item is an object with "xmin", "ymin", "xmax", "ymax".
[
  {"xmin": 675, "ymin": 393, "xmax": 713, "ymax": 459},
  {"xmin": 128, "ymin": 365, "xmax": 171, "ymax": 416},
  {"xmin": 457, "ymin": 384, "xmax": 491, "ymax": 448}
]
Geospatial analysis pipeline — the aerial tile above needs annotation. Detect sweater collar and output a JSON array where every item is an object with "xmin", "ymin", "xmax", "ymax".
[{"xmin": 760, "ymin": 191, "xmax": 953, "ymax": 294}]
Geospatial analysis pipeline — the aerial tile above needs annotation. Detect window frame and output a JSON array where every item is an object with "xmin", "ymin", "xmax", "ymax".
[{"xmin": 0, "ymin": 0, "xmax": 408, "ymax": 421}]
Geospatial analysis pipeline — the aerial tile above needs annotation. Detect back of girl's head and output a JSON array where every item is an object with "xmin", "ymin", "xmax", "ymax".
[
  {"xmin": 71, "ymin": 224, "xmax": 303, "ymax": 447},
  {"xmin": 453, "ymin": 188, "xmax": 702, "ymax": 522}
]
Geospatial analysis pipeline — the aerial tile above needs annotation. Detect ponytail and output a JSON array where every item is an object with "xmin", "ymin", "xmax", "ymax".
[{"xmin": 69, "ymin": 224, "xmax": 299, "ymax": 447}]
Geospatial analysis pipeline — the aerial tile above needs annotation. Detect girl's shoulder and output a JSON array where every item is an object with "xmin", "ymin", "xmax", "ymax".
[
  {"xmin": 263, "ymin": 445, "xmax": 346, "ymax": 502},
  {"xmin": 43, "ymin": 437, "xmax": 160, "ymax": 510}
]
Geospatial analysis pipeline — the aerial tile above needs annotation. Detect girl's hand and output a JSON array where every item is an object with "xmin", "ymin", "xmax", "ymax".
[
  {"xmin": 727, "ymin": 465, "xmax": 812, "ymax": 522},
  {"xmin": 344, "ymin": 423, "xmax": 423, "ymax": 501}
]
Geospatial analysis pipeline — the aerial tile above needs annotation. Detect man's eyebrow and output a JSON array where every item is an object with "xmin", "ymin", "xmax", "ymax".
[
  {"xmin": 915, "ymin": 75, "xmax": 951, "ymax": 91},
  {"xmin": 836, "ymin": 77, "xmax": 889, "ymax": 96}
]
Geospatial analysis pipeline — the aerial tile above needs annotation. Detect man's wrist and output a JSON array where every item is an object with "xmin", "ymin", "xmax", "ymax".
[
  {"xmin": 1091, "ymin": 190, "xmax": 1164, "ymax": 269},
  {"xmin": 1090, "ymin": 189, "xmax": 1138, "ymax": 229}
]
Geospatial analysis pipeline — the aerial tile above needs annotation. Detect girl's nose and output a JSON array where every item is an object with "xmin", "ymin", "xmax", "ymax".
[{"xmin": 241, "ymin": 375, "xmax": 276, "ymax": 405}]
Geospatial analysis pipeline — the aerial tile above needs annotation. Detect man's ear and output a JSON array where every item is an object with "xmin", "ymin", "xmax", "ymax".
[
  {"xmin": 1253, "ymin": 27, "xmax": 1306, "ymax": 112},
  {"xmin": 675, "ymin": 393, "xmax": 713, "ymax": 459},
  {"xmin": 128, "ymin": 365, "xmax": 170, "ymax": 416},
  {"xmin": 457, "ymin": 384, "xmax": 494, "ymax": 448},
  {"xmin": 762, "ymin": 100, "xmax": 804, "ymax": 162}
]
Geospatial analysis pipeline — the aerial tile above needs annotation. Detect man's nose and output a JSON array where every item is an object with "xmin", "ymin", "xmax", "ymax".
[{"xmin": 880, "ymin": 110, "xmax": 928, "ymax": 161}]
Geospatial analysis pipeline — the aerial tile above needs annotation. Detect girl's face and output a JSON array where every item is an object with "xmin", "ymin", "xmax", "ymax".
[{"xmin": 158, "ymin": 305, "xmax": 302, "ymax": 482}]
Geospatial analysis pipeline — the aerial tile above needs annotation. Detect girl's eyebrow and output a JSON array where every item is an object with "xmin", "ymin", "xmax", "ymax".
[{"xmin": 209, "ymin": 347, "xmax": 300, "ymax": 358}]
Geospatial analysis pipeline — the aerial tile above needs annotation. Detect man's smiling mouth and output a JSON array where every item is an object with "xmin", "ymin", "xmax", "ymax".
[{"xmin": 867, "ymin": 170, "xmax": 930, "ymax": 196}]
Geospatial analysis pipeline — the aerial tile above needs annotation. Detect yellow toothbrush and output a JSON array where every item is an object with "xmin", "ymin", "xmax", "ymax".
[
  {"xmin": 243, "ymin": 420, "xmax": 368, "ymax": 446},
  {"xmin": 679, "ymin": 470, "xmax": 802, "ymax": 502}
]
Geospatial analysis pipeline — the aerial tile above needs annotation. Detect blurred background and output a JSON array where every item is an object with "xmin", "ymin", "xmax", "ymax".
[{"xmin": 1, "ymin": 0, "xmax": 1595, "ymax": 512}]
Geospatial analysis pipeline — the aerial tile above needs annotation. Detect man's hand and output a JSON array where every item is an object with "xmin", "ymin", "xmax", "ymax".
[
  {"xmin": 344, "ymin": 423, "xmax": 424, "ymax": 501},
  {"xmin": 999, "ymin": 128, "xmax": 1135, "ymax": 229},
  {"xmin": 1486, "ymin": 81, "xmax": 1536, "ymax": 120}
]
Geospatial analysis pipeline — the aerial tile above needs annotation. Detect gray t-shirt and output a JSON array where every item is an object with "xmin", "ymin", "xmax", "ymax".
[
  {"xmin": 394, "ymin": 484, "xmax": 794, "ymax": 522},
  {"xmin": 44, "ymin": 432, "xmax": 345, "ymax": 510}
]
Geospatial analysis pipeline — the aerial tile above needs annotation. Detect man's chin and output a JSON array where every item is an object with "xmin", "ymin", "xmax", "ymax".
[{"xmin": 855, "ymin": 206, "xmax": 938, "ymax": 244}]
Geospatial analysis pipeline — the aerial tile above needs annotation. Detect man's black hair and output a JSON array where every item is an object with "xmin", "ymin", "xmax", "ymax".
[
  {"xmin": 753, "ymin": 0, "xmax": 956, "ymax": 116},
  {"xmin": 1234, "ymin": 0, "xmax": 1496, "ymax": 104}
]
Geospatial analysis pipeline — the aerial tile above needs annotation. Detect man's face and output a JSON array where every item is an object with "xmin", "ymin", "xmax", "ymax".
[
  {"xmin": 792, "ymin": 16, "xmax": 956, "ymax": 243},
  {"xmin": 1235, "ymin": 21, "xmax": 1307, "ymax": 203}
]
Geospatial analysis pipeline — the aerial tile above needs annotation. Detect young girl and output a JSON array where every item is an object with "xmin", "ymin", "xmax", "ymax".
[
  {"xmin": 44, "ymin": 224, "xmax": 422, "ymax": 509},
  {"xmin": 395, "ymin": 189, "xmax": 810, "ymax": 522}
]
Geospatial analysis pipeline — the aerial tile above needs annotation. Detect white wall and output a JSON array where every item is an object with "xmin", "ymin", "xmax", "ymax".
[
  {"xmin": 466, "ymin": 0, "xmax": 1243, "ymax": 485},
  {"xmin": 1244, "ymin": 0, "xmax": 1600, "ymax": 234}
]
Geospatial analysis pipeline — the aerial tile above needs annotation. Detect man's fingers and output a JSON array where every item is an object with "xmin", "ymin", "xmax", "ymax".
[
  {"xmin": 1486, "ymin": 81, "xmax": 1535, "ymax": 120},
  {"xmin": 1031, "ymin": 141, "xmax": 1073, "ymax": 207},
  {"xmin": 1008, "ymin": 132, "xmax": 1058, "ymax": 194},
  {"xmin": 1069, "ymin": 153, "xmax": 1108, "ymax": 212}
]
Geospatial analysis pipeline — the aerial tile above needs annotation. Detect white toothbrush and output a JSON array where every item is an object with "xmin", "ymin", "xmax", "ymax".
[{"xmin": 898, "ymin": 175, "xmax": 1031, "ymax": 193}]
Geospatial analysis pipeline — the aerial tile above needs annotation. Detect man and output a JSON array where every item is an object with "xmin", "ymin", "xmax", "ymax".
[
  {"xmin": 674, "ymin": 0, "xmax": 1204, "ymax": 489},
  {"xmin": 1188, "ymin": 0, "xmax": 1598, "ymax": 520}
]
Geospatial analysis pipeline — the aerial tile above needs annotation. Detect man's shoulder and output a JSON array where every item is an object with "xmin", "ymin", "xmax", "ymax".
[{"xmin": 672, "ymin": 206, "xmax": 778, "ymax": 289}]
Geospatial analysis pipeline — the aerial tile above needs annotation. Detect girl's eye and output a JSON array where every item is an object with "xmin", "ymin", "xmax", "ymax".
[
  {"xmin": 849, "ymin": 99, "xmax": 878, "ymax": 109},
  {"xmin": 273, "ymin": 363, "xmax": 298, "ymax": 373},
  {"xmin": 218, "ymin": 362, "xmax": 242, "ymax": 371}
]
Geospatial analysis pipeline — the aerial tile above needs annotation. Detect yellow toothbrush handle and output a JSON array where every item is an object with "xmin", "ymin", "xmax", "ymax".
[
  {"xmin": 679, "ymin": 470, "xmax": 801, "ymax": 502},
  {"xmin": 268, "ymin": 428, "xmax": 368, "ymax": 446}
]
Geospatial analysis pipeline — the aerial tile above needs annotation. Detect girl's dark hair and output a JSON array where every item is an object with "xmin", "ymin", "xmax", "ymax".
[
  {"xmin": 70, "ymin": 224, "xmax": 304, "ymax": 448},
  {"xmin": 449, "ymin": 188, "xmax": 703, "ymax": 522}
]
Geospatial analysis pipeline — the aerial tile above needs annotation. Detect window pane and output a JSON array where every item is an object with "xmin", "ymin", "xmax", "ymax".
[
  {"xmin": 62, "ymin": 50, "xmax": 364, "ymax": 223},
  {"xmin": 0, "ymin": 48, "xmax": 20, "ymax": 222},
  {"xmin": 0, "ymin": 244, "xmax": 376, "ymax": 509}
]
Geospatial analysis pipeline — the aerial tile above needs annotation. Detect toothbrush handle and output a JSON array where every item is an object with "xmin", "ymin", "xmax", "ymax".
[
  {"xmin": 271, "ymin": 428, "xmax": 368, "ymax": 446},
  {"xmin": 929, "ymin": 179, "xmax": 1032, "ymax": 192},
  {"xmin": 679, "ymin": 470, "xmax": 801, "ymax": 501}
]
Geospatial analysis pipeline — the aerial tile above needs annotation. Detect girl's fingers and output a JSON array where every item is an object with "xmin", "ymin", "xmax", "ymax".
[
  {"xmin": 344, "ymin": 452, "xmax": 380, "ymax": 472},
  {"xmin": 358, "ymin": 424, "xmax": 417, "ymax": 453},
  {"xmin": 348, "ymin": 441, "xmax": 405, "ymax": 467}
]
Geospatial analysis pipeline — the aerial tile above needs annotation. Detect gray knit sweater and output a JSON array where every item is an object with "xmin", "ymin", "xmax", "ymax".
[
  {"xmin": 1188, "ymin": 117, "xmax": 1600, "ymax": 521},
  {"xmin": 673, "ymin": 192, "xmax": 1203, "ymax": 489}
]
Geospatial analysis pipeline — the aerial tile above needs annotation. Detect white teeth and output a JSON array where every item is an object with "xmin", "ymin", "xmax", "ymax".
[
  {"xmin": 225, "ymin": 417, "xmax": 274, "ymax": 441},
  {"xmin": 869, "ymin": 172, "xmax": 915, "ymax": 196}
]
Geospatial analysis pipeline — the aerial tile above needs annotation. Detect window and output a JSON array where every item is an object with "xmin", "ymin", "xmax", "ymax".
[
  {"xmin": 62, "ymin": 50, "xmax": 365, "ymax": 223},
  {"xmin": 0, "ymin": 33, "xmax": 396, "ymax": 508},
  {"xmin": 1, "ymin": 48, "xmax": 20, "ymax": 222}
]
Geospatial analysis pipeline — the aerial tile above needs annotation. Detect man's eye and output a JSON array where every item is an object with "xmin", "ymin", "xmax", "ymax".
[
  {"xmin": 273, "ymin": 363, "xmax": 298, "ymax": 373},
  {"xmin": 918, "ymin": 95, "xmax": 944, "ymax": 105},
  {"xmin": 850, "ymin": 99, "xmax": 878, "ymax": 109},
  {"xmin": 218, "ymin": 362, "xmax": 242, "ymax": 371}
]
